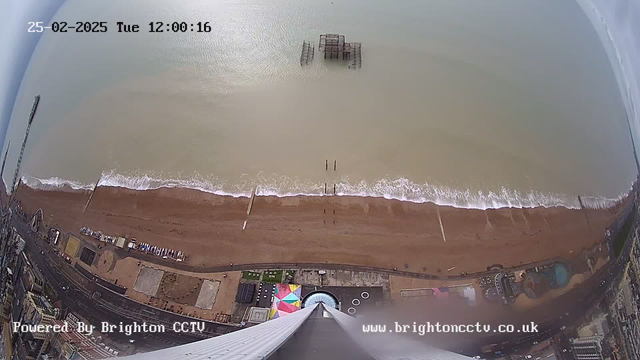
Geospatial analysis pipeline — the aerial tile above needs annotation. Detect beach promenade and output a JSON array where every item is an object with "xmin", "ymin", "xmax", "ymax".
[{"xmin": 14, "ymin": 183, "xmax": 629, "ymax": 275}]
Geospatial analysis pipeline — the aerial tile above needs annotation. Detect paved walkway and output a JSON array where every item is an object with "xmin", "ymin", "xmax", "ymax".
[{"xmin": 113, "ymin": 246, "xmax": 571, "ymax": 281}]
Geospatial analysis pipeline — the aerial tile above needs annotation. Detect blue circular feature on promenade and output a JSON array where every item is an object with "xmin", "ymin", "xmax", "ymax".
[{"xmin": 302, "ymin": 291, "xmax": 339, "ymax": 309}]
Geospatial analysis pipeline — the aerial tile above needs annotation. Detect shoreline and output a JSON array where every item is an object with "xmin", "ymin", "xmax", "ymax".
[
  {"xmin": 15, "ymin": 181, "xmax": 630, "ymax": 274},
  {"xmin": 19, "ymin": 174, "xmax": 630, "ymax": 211}
]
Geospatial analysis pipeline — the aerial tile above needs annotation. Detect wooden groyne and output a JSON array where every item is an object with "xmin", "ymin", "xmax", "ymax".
[
  {"xmin": 82, "ymin": 174, "xmax": 102, "ymax": 215},
  {"xmin": 247, "ymin": 187, "xmax": 257, "ymax": 216},
  {"xmin": 300, "ymin": 40, "xmax": 315, "ymax": 65},
  {"xmin": 243, "ymin": 187, "xmax": 257, "ymax": 230}
]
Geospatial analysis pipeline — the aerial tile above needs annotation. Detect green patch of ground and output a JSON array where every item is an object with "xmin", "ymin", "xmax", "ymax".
[
  {"xmin": 285, "ymin": 270, "xmax": 296, "ymax": 281},
  {"xmin": 614, "ymin": 205, "xmax": 636, "ymax": 257},
  {"xmin": 242, "ymin": 271, "xmax": 261, "ymax": 281},
  {"xmin": 262, "ymin": 270, "xmax": 283, "ymax": 283}
]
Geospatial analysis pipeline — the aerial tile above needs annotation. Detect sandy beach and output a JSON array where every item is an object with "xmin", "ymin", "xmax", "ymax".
[{"xmin": 15, "ymin": 183, "xmax": 627, "ymax": 274}]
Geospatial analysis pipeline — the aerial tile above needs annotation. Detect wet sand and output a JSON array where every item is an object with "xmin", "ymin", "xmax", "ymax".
[{"xmin": 15, "ymin": 184, "xmax": 627, "ymax": 274}]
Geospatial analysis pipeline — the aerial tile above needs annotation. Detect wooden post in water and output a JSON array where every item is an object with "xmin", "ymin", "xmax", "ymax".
[{"xmin": 578, "ymin": 196, "xmax": 589, "ymax": 225}]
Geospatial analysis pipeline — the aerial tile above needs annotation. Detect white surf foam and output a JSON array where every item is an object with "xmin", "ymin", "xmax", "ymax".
[
  {"xmin": 20, "ymin": 171, "xmax": 628, "ymax": 210},
  {"xmin": 21, "ymin": 175, "xmax": 95, "ymax": 191},
  {"xmin": 579, "ymin": 194, "xmax": 627, "ymax": 210},
  {"xmin": 96, "ymin": 171, "xmax": 250, "ymax": 198}
]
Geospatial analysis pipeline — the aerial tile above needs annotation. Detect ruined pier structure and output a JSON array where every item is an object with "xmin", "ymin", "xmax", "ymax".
[
  {"xmin": 319, "ymin": 34, "xmax": 361, "ymax": 69},
  {"xmin": 300, "ymin": 34, "xmax": 362, "ymax": 69},
  {"xmin": 300, "ymin": 40, "xmax": 315, "ymax": 65}
]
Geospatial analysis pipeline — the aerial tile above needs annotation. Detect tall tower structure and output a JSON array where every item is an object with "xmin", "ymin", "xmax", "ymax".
[
  {"xmin": 11, "ymin": 95, "xmax": 40, "ymax": 196},
  {"xmin": 0, "ymin": 141, "xmax": 9, "ymax": 182},
  {"xmin": 114, "ymin": 304, "xmax": 473, "ymax": 360},
  {"xmin": 0, "ymin": 141, "xmax": 9, "ymax": 205},
  {"xmin": 1, "ymin": 95, "xmax": 40, "ymax": 301}
]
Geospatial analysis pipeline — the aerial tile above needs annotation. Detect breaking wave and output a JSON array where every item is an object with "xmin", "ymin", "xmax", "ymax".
[
  {"xmin": 21, "ymin": 171, "xmax": 627, "ymax": 210},
  {"xmin": 21, "ymin": 176, "xmax": 95, "ymax": 191}
]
